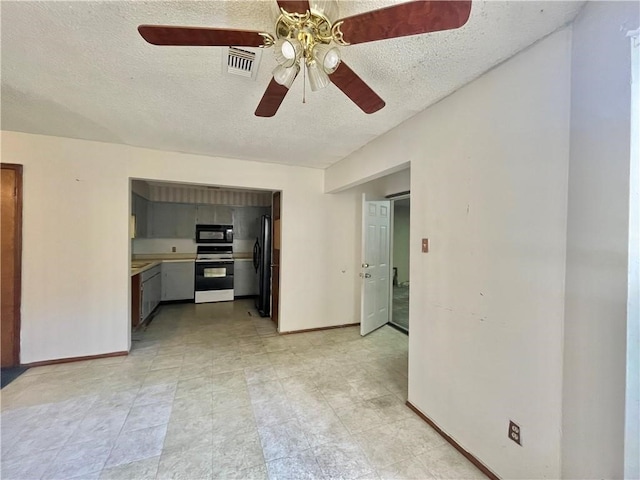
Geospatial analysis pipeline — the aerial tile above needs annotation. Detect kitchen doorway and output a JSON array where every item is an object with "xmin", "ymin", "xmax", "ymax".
[{"xmin": 390, "ymin": 195, "xmax": 410, "ymax": 333}]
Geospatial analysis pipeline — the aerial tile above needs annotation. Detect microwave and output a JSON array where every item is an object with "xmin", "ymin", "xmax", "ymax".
[{"xmin": 195, "ymin": 224, "xmax": 233, "ymax": 244}]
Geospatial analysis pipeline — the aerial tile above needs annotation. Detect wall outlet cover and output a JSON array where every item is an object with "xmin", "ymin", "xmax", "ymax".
[{"xmin": 508, "ymin": 420, "xmax": 522, "ymax": 446}]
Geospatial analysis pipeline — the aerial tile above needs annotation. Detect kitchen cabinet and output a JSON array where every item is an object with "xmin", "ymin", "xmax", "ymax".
[
  {"xmin": 131, "ymin": 193, "xmax": 149, "ymax": 238},
  {"xmin": 148, "ymin": 203, "xmax": 196, "ymax": 238},
  {"xmin": 140, "ymin": 264, "xmax": 161, "ymax": 323},
  {"xmin": 195, "ymin": 204, "xmax": 216, "ymax": 225},
  {"xmin": 196, "ymin": 205, "xmax": 232, "ymax": 225},
  {"xmin": 162, "ymin": 261, "xmax": 195, "ymax": 301},
  {"xmin": 234, "ymin": 260, "xmax": 258, "ymax": 297},
  {"xmin": 141, "ymin": 201, "xmax": 268, "ymax": 239},
  {"xmin": 233, "ymin": 206, "xmax": 269, "ymax": 240}
]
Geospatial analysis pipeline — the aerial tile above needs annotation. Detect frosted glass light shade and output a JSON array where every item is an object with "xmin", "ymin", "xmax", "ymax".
[
  {"xmin": 274, "ymin": 38, "xmax": 301, "ymax": 67},
  {"xmin": 310, "ymin": 0, "xmax": 339, "ymax": 22},
  {"xmin": 307, "ymin": 61, "xmax": 330, "ymax": 91},
  {"xmin": 313, "ymin": 44, "xmax": 341, "ymax": 74},
  {"xmin": 273, "ymin": 63, "xmax": 299, "ymax": 88}
]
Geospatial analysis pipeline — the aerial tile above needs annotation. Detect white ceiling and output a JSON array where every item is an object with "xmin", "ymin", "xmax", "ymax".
[{"xmin": 1, "ymin": 1, "xmax": 583, "ymax": 169}]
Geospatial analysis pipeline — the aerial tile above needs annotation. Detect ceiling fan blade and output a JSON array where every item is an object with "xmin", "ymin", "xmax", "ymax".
[
  {"xmin": 255, "ymin": 79, "xmax": 291, "ymax": 117},
  {"xmin": 334, "ymin": 1, "xmax": 472, "ymax": 45},
  {"xmin": 276, "ymin": 1, "xmax": 310, "ymax": 14},
  {"xmin": 330, "ymin": 62, "xmax": 385, "ymax": 114},
  {"xmin": 138, "ymin": 25, "xmax": 267, "ymax": 47}
]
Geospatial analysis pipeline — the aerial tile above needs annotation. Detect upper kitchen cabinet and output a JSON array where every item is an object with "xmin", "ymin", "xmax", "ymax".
[
  {"xmin": 131, "ymin": 193, "xmax": 148, "ymax": 238},
  {"xmin": 196, "ymin": 205, "xmax": 233, "ymax": 225},
  {"xmin": 233, "ymin": 206, "xmax": 269, "ymax": 240},
  {"xmin": 148, "ymin": 202, "xmax": 196, "ymax": 238}
]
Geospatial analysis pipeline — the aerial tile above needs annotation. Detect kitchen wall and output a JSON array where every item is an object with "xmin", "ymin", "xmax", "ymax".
[
  {"xmin": 326, "ymin": 28, "xmax": 572, "ymax": 479},
  {"xmin": 132, "ymin": 238, "xmax": 197, "ymax": 255},
  {"xmin": 135, "ymin": 181, "xmax": 272, "ymax": 207},
  {"xmin": 1, "ymin": 131, "xmax": 361, "ymax": 362},
  {"xmin": 149, "ymin": 184, "xmax": 271, "ymax": 207},
  {"xmin": 562, "ymin": 2, "xmax": 637, "ymax": 478}
]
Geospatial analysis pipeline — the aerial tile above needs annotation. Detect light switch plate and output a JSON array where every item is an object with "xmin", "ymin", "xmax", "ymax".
[{"xmin": 422, "ymin": 238, "xmax": 429, "ymax": 253}]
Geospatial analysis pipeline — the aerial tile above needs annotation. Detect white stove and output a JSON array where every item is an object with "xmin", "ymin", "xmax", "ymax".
[{"xmin": 194, "ymin": 245, "xmax": 234, "ymax": 303}]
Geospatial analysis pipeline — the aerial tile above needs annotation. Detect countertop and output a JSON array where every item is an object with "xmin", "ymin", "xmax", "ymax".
[
  {"xmin": 131, "ymin": 260, "xmax": 162, "ymax": 277},
  {"xmin": 131, "ymin": 252, "xmax": 253, "ymax": 276}
]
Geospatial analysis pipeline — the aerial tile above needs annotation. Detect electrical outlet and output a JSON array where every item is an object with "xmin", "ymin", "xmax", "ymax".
[
  {"xmin": 171, "ymin": 246, "xmax": 176, "ymax": 252},
  {"xmin": 508, "ymin": 420, "xmax": 522, "ymax": 446}
]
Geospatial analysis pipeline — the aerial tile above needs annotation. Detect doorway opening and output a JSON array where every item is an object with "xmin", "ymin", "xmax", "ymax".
[
  {"xmin": 390, "ymin": 196, "xmax": 410, "ymax": 332},
  {"xmin": 128, "ymin": 179, "xmax": 281, "ymax": 335}
]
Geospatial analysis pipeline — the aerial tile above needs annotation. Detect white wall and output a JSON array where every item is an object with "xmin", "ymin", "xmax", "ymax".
[
  {"xmin": 326, "ymin": 28, "xmax": 572, "ymax": 478},
  {"xmin": 562, "ymin": 2, "xmax": 638, "ymax": 478},
  {"xmin": 1, "ymin": 131, "xmax": 359, "ymax": 362}
]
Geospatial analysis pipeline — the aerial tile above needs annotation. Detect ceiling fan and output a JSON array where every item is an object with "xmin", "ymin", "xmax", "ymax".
[{"xmin": 138, "ymin": 0, "xmax": 472, "ymax": 117}]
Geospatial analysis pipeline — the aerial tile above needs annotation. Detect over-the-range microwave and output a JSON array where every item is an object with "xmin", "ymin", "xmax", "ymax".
[{"xmin": 195, "ymin": 224, "xmax": 233, "ymax": 244}]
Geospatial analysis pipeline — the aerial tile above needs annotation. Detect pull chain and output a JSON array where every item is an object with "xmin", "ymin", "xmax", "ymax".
[{"xmin": 302, "ymin": 61, "xmax": 306, "ymax": 104}]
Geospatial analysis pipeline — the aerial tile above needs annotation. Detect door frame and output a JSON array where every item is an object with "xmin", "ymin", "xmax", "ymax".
[
  {"xmin": 271, "ymin": 191, "xmax": 281, "ymax": 329},
  {"xmin": 1, "ymin": 163, "xmax": 23, "ymax": 366},
  {"xmin": 388, "ymin": 191, "xmax": 410, "ymax": 333}
]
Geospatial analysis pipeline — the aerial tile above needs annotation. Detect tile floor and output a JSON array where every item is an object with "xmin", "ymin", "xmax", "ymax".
[
  {"xmin": 391, "ymin": 286, "xmax": 409, "ymax": 331},
  {"xmin": 1, "ymin": 300, "xmax": 486, "ymax": 480}
]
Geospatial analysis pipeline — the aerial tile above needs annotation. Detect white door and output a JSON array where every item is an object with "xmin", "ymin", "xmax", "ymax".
[{"xmin": 361, "ymin": 197, "xmax": 391, "ymax": 336}]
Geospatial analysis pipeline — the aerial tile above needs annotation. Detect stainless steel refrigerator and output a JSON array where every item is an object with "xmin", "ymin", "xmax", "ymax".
[{"xmin": 253, "ymin": 214, "xmax": 271, "ymax": 317}]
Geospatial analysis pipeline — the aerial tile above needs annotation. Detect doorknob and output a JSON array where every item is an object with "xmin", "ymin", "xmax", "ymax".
[
  {"xmin": 360, "ymin": 273, "xmax": 371, "ymax": 278},
  {"xmin": 362, "ymin": 263, "xmax": 369, "ymax": 268}
]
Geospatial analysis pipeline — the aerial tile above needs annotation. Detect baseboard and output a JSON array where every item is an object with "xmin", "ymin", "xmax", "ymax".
[
  {"xmin": 388, "ymin": 322, "xmax": 408, "ymax": 335},
  {"xmin": 279, "ymin": 322, "xmax": 360, "ymax": 335},
  {"xmin": 405, "ymin": 401, "xmax": 500, "ymax": 480},
  {"xmin": 159, "ymin": 299, "xmax": 194, "ymax": 305},
  {"xmin": 23, "ymin": 351, "xmax": 128, "ymax": 368}
]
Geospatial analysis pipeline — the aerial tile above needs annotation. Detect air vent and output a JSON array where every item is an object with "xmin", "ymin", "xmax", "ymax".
[{"xmin": 222, "ymin": 47, "xmax": 262, "ymax": 80}]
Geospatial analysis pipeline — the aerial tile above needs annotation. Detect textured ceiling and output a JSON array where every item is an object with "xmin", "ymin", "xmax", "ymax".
[{"xmin": 1, "ymin": 1, "xmax": 583, "ymax": 169}]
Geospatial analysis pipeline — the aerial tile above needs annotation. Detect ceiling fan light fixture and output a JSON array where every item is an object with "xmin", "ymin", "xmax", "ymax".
[
  {"xmin": 273, "ymin": 63, "xmax": 299, "ymax": 89},
  {"xmin": 307, "ymin": 61, "xmax": 330, "ymax": 91},
  {"xmin": 312, "ymin": 44, "xmax": 341, "ymax": 74},
  {"xmin": 274, "ymin": 38, "xmax": 301, "ymax": 67}
]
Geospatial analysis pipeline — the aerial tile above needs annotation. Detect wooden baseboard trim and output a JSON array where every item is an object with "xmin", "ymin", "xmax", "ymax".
[
  {"xmin": 279, "ymin": 322, "xmax": 360, "ymax": 335},
  {"xmin": 23, "ymin": 351, "xmax": 128, "ymax": 368},
  {"xmin": 405, "ymin": 401, "xmax": 500, "ymax": 480}
]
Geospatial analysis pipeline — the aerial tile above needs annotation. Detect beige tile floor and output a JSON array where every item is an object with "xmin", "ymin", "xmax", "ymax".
[{"xmin": 1, "ymin": 299, "xmax": 486, "ymax": 480}]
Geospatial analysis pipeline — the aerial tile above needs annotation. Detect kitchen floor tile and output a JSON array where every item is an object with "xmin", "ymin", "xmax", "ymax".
[
  {"xmin": 156, "ymin": 444, "xmax": 213, "ymax": 480},
  {"xmin": 104, "ymin": 424, "xmax": 167, "ymax": 468},
  {"xmin": 265, "ymin": 449, "xmax": 326, "ymax": 480},
  {"xmin": 258, "ymin": 419, "xmax": 311, "ymax": 461},
  {"xmin": 99, "ymin": 456, "xmax": 160, "ymax": 480}
]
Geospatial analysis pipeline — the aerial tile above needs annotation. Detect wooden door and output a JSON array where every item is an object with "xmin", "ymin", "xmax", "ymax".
[
  {"xmin": 1, "ymin": 164, "xmax": 22, "ymax": 367},
  {"xmin": 271, "ymin": 192, "xmax": 281, "ymax": 327}
]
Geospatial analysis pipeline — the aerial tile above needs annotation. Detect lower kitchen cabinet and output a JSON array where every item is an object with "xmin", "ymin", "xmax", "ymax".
[
  {"xmin": 234, "ymin": 260, "xmax": 258, "ymax": 297},
  {"xmin": 162, "ymin": 261, "xmax": 195, "ymax": 301},
  {"xmin": 139, "ymin": 264, "xmax": 161, "ymax": 325}
]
